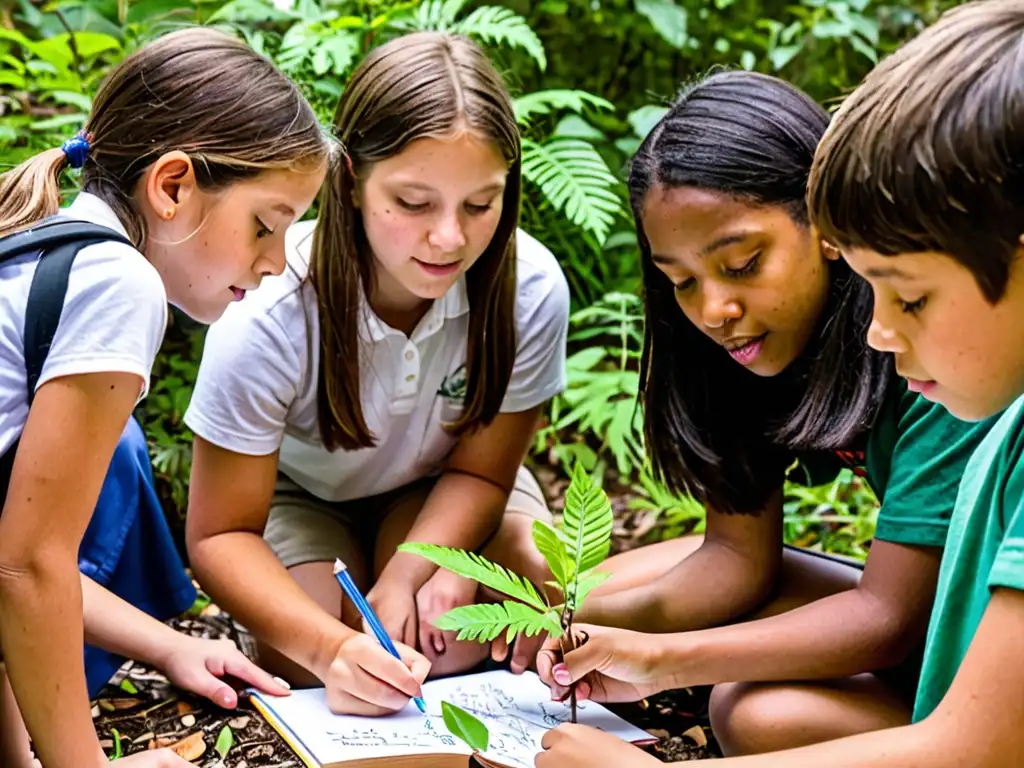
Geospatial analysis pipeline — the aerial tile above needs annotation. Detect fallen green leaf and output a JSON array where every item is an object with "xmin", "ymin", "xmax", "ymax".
[
  {"xmin": 109, "ymin": 728, "xmax": 123, "ymax": 760},
  {"xmin": 215, "ymin": 725, "xmax": 234, "ymax": 759}
]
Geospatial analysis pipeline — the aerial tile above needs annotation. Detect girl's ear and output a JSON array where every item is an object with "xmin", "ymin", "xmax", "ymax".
[
  {"xmin": 820, "ymin": 239, "xmax": 842, "ymax": 261},
  {"xmin": 142, "ymin": 151, "xmax": 197, "ymax": 221}
]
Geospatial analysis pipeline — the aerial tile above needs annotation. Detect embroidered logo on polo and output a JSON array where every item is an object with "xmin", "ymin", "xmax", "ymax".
[{"xmin": 438, "ymin": 364, "xmax": 467, "ymax": 402}]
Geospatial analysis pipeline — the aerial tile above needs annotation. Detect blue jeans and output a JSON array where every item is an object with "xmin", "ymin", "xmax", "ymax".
[{"xmin": 79, "ymin": 417, "xmax": 197, "ymax": 696}]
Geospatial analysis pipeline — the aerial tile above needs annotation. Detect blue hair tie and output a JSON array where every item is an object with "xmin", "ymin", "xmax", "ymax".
[{"xmin": 61, "ymin": 135, "xmax": 91, "ymax": 169}]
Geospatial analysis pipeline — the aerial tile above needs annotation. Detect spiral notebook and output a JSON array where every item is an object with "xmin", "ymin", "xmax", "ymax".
[{"xmin": 249, "ymin": 670, "xmax": 656, "ymax": 768}]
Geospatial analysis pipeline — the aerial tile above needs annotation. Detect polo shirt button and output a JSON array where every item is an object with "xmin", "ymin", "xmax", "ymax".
[
  {"xmin": 405, "ymin": 350, "xmax": 414, "ymax": 361},
  {"xmin": 406, "ymin": 373, "xmax": 416, "ymax": 382}
]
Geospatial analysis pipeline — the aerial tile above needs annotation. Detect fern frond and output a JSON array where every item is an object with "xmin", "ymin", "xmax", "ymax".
[
  {"xmin": 434, "ymin": 601, "xmax": 562, "ymax": 643},
  {"xmin": 521, "ymin": 137, "xmax": 623, "ymax": 245},
  {"xmin": 513, "ymin": 90, "xmax": 614, "ymax": 125},
  {"xmin": 390, "ymin": 0, "xmax": 468, "ymax": 31},
  {"xmin": 311, "ymin": 32, "xmax": 360, "ymax": 75},
  {"xmin": 454, "ymin": 7, "xmax": 546, "ymax": 70},
  {"xmin": 562, "ymin": 462, "xmax": 614, "ymax": 575},
  {"xmin": 567, "ymin": 568, "xmax": 612, "ymax": 611},
  {"xmin": 532, "ymin": 520, "xmax": 571, "ymax": 592},
  {"xmin": 398, "ymin": 542, "xmax": 547, "ymax": 611}
]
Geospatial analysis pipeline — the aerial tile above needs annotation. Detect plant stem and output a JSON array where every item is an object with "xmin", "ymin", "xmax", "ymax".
[{"xmin": 559, "ymin": 606, "xmax": 578, "ymax": 724}]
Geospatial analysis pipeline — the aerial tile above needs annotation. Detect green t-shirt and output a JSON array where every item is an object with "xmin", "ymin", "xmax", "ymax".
[
  {"xmin": 913, "ymin": 395, "xmax": 1024, "ymax": 722},
  {"xmin": 791, "ymin": 378, "xmax": 998, "ymax": 547}
]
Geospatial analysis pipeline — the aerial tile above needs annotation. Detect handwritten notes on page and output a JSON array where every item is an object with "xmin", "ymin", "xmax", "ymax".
[{"xmin": 252, "ymin": 670, "xmax": 653, "ymax": 768}]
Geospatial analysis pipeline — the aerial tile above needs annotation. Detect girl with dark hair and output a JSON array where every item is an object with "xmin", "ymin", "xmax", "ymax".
[{"xmin": 535, "ymin": 70, "xmax": 999, "ymax": 758}]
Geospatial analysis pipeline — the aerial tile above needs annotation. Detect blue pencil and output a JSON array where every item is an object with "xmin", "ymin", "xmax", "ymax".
[{"xmin": 333, "ymin": 558, "xmax": 427, "ymax": 714}]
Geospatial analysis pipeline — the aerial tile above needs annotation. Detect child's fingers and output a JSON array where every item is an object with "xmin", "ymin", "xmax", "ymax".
[
  {"xmin": 325, "ymin": 682, "xmax": 410, "ymax": 716},
  {"xmin": 396, "ymin": 640, "xmax": 432, "ymax": 684},
  {"xmin": 536, "ymin": 646, "xmax": 560, "ymax": 685},
  {"xmin": 558, "ymin": 634, "xmax": 607, "ymax": 684},
  {"xmin": 419, "ymin": 620, "xmax": 445, "ymax": 658},
  {"xmin": 176, "ymin": 665, "xmax": 239, "ymax": 709},
  {"xmin": 511, "ymin": 632, "xmax": 545, "ymax": 675},
  {"xmin": 360, "ymin": 642, "xmax": 427, "ymax": 699},
  {"xmin": 491, "ymin": 634, "xmax": 510, "ymax": 663},
  {"xmin": 221, "ymin": 652, "xmax": 291, "ymax": 697}
]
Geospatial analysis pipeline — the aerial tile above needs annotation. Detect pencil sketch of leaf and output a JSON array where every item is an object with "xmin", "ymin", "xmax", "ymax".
[
  {"xmin": 434, "ymin": 601, "xmax": 562, "ymax": 643},
  {"xmin": 562, "ymin": 462, "xmax": 614, "ymax": 576},
  {"xmin": 398, "ymin": 542, "xmax": 547, "ymax": 611}
]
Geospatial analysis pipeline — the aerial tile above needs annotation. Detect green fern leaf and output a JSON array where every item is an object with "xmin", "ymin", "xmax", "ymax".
[
  {"xmin": 398, "ymin": 543, "xmax": 547, "ymax": 611},
  {"xmin": 562, "ymin": 462, "xmax": 614, "ymax": 575},
  {"xmin": 513, "ymin": 90, "xmax": 614, "ymax": 125},
  {"xmin": 532, "ymin": 520, "xmax": 571, "ymax": 590},
  {"xmin": 434, "ymin": 601, "xmax": 562, "ymax": 643},
  {"xmin": 389, "ymin": 0, "xmax": 466, "ymax": 31},
  {"xmin": 453, "ymin": 7, "xmax": 546, "ymax": 70},
  {"xmin": 208, "ymin": 0, "xmax": 296, "ymax": 23},
  {"xmin": 521, "ymin": 137, "xmax": 623, "ymax": 245},
  {"xmin": 567, "ymin": 568, "xmax": 612, "ymax": 611},
  {"xmin": 312, "ymin": 32, "xmax": 360, "ymax": 75}
]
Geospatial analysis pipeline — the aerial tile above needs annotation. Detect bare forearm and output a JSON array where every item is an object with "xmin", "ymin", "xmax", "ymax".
[
  {"xmin": 382, "ymin": 472, "xmax": 506, "ymax": 591},
  {"xmin": 708, "ymin": 719, "xmax": 959, "ymax": 768},
  {"xmin": 0, "ymin": 561, "xmax": 105, "ymax": 767},
  {"xmin": 190, "ymin": 532, "xmax": 350, "ymax": 676},
  {"xmin": 655, "ymin": 588, "xmax": 908, "ymax": 687},
  {"xmin": 580, "ymin": 541, "xmax": 774, "ymax": 632},
  {"xmin": 81, "ymin": 574, "xmax": 183, "ymax": 667}
]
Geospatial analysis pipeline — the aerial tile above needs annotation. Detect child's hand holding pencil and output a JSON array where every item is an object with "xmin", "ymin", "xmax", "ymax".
[
  {"xmin": 322, "ymin": 559, "xmax": 431, "ymax": 716},
  {"xmin": 322, "ymin": 632, "xmax": 430, "ymax": 716}
]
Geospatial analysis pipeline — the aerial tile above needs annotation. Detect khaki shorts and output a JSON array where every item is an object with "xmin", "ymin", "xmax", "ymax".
[{"xmin": 264, "ymin": 466, "xmax": 551, "ymax": 570}]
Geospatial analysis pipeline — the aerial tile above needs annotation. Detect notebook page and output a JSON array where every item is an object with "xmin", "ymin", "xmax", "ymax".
[
  {"xmin": 253, "ymin": 670, "xmax": 652, "ymax": 768},
  {"xmin": 252, "ymin": 688, "xmax": 470, "ymax": 764},
  {"xmin": 433, "ymin": 671, "xmax": 652, "ymax": 768}
]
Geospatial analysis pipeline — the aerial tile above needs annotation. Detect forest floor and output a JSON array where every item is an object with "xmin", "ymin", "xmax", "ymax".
[{"xmin": 90, "ymin": 465, "xmax": 718, "ymax": 763}]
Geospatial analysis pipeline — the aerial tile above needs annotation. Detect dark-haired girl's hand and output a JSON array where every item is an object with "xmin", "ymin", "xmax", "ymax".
[
  {"xmin": 536, "ymin": 624, "xmax": 673, "ymax": 704},
  {"xmin": 536, "ymin": 724, "xmax": 662, "ymax": 768}
]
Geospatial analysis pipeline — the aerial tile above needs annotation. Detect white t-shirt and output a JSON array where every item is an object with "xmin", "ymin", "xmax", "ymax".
[
  {"xmin": 0, "ymin": 193, "xmax": 168, "ymax": 456},
  {"xmin": 184, "ymin": 221, "xmax": 570, "ymax": 502}
]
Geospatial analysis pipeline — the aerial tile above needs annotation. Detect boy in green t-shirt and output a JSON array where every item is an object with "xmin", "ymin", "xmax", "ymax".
[{"xmin": 534, "ymin": 1, "xmax": 1024, "ymax": 766}]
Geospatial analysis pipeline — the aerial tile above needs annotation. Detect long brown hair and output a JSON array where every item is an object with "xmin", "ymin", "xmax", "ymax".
[
  {"xmin": 309, "ymin": 31, "xmax": 521, "ymax": 451},
  {"xmin": 0, "ymin": 27, "xmax": 329, "ymax": 244}
]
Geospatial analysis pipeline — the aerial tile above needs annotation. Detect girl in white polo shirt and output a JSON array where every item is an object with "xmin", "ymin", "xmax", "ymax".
[
  {"xmin": 0, "ymin": 29, "xmax": 329, "ymax": 767},
  {"xmin": 184, "ymin": 31, "xmax": 570, "ymax": 714}
]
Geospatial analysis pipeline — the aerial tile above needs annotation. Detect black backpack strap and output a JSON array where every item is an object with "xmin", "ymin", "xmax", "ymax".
[
  {"xmin": 23, "ymin": 240, "xmax": 82, "ymax": 399},
  {"xmin": 0, "ymin": 220, "xmax": 130, "ymax": 264}
]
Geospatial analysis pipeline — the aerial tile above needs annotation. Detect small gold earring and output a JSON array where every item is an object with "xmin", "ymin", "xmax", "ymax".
[{"xmin": 164, "ymin": 206, "xmax": 176, "ymax": 220}]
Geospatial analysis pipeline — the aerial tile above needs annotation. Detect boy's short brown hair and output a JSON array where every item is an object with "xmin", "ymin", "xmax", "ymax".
[{"xmin": 808, "ymin": 0, "xmax": 1024, "ymax": 302}]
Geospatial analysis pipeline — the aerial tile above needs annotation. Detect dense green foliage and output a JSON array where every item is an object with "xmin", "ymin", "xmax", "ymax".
[{"xmin": 1, "ymin": 0, "xmax": 960, "ymax": 557}]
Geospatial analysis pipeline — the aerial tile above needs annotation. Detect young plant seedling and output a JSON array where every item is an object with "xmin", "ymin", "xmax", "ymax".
[{"xmin": 398, "ymin": 462, "xmax": 614, "ymax": 726}]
